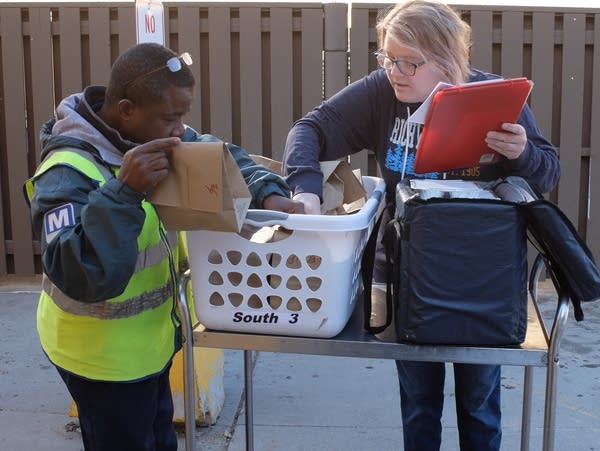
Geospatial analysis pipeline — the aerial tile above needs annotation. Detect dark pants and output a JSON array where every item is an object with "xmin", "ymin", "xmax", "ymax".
[
  {"xmin": 56, "ymin": 364, "xmax": 177, "ymax": 451},
  {"xmin": 396, "ymin": 361, "xmax": 502, "ymax": 451}
]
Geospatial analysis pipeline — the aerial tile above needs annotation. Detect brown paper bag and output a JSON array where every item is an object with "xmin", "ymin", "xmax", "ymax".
[
  {"xmin": 249, "ymin": 154, "xmax": 284, "ymax": 174},
  {"xmin": 149, "ymin": 142, "xmax": 252, "ymax": 232},
  {"xmin": 319, "ymin": 160, "xmax": 366, "ymax": 215}
]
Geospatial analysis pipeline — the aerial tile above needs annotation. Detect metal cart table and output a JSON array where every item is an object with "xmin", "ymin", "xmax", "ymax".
[{"xmin": 177, "ymin": 257, "xmax": 570, "ymax": 451}]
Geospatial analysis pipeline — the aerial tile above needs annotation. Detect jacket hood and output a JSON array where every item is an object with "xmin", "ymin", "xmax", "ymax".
[
  {"xmin": 41, "ymin": 87, "xmax": 136, "ymax": 165},
  {"xmin": 39, "ymin": 118, "xmax": 100, "ymax": 160}
]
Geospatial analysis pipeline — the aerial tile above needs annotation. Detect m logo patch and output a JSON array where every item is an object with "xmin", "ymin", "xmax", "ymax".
[{"xmin": 44, "ymin": 203, "xmax": 75, "ymax": 243}]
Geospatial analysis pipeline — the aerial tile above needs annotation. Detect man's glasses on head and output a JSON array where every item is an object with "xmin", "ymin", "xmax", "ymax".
[
  {"xmin": 374, "ymin": 52, "xmax": 425, "ymax": 77},
  {"xmin": 123, "ymin": 52, "xmax": 193, "ymax": 92}
]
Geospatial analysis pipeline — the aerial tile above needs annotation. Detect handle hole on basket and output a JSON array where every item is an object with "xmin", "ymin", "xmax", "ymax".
[
  {"xmin": 306, "ymin": 255, "xmax": 322, "ymax": 270},
  {"xmin": 286, "ymin": 276, "xmax": 302, "ymax": 290},
  {"xmin": 286, "ymin": 297, "xmax": 302, "ymax": 311},
  {"xmin": 208, "ymin": 271, "xmax": 223, "ymax": 285},
  {"xmin": 246, "ymin": 252, "xmax": 262, "ymax": 267},
  {"xmin": 307, "ymin": 298, "xmax": 322, "ymax": 312},
  {"xmin": 247, "ymin": 295, "xmax": 264, "ymax": 309},
  {"xmin": 208, "ymin": 250, "xmax": 223, "ymax": 264},
  {"xmin": 247, "ymin": 273, "xmax": 263, "ymax": 288},
  {"xmin": 227, "ymin": 272, "xmax": 243, "ymax": 286},
  {"xmin": 286, "ymin": 255, "xmax": 302, "ymax": 269},
  {"xmin": 306, "ymin": 277, "xmax": 322, "ymax": 291},
  {"xmin": 209, "ymin": 292, "xmax": 225, "ymax": 306},
  {"xmin": 268, "ymin": 275, "xmax": 282, "ymax": 289},
  {"xmin": 268, "ymin": 296, "xmax": 282, "ymax": 309},
  {"xmin": 228, "ymin": 293, "xmax": 243, "ymax": 307},
  {"xmin": 227, "ymin": 251, "xmax": 242, "ymax": 265}
]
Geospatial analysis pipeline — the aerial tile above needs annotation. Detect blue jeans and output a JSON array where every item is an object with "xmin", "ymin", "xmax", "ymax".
[
  {"xmin": 395, "ymin": 361, "xmax": 501, "ymax": 451},
  {"xmin": 57, "ymin": 364, "xmax": 177, "ymax": 451}
]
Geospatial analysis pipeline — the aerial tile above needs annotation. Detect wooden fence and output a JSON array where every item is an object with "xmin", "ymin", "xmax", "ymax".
[{"xmin": 1, "ymin": 1, "xmax": 599, "ymax": 276}]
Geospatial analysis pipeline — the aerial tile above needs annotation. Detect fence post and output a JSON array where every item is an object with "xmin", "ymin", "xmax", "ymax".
[{"xmin": 323, "ymin": 2, "xmax": 348, "ymax": 99}]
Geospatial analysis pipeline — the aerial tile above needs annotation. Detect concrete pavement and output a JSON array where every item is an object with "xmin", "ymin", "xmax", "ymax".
[{"xmin": 1, "ymin": 277, "xmax": 599, "ymax": 450}]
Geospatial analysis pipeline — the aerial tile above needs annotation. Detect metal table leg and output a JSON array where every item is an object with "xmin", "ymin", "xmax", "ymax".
[
  {"xmin": 244, "ymin": 350, "xmax": 255, "ymax": 451},
  {"xmin": 542, "ymin": 294, "xmax": 570, "ymax": 451},
  {"xmin": 520, "ymin": 366, "xmax": 534, "ymax": 451},
  {"xmin": 177, "ymin": 271, "xmax": 197, "ymax": 451}
]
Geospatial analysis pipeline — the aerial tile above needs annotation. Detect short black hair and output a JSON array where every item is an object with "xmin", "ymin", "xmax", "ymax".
[{"xmin": 106, "ymin": 43, "xmax": 195, "ymax": 105}]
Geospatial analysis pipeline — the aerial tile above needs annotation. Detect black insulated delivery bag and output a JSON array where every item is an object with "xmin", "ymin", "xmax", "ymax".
[{"xmin": 387, "ymin": 183, "xmax": 528, "ymax": 346}]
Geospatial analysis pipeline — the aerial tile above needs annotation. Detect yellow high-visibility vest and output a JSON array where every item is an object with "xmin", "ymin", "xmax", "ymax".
[{"xmin": 25, "ymin": 148, "xmax": 181, "ymax": 381}]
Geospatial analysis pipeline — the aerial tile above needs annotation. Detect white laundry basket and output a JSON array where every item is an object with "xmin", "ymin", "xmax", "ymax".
[{"xmin": 186, "ymin": 176, "xmax": 385, "ymax": 338}]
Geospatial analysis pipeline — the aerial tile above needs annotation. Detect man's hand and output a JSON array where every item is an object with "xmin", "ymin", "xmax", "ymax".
[
  {"xmin": 263, "ymin": 194, "xmax": 305, "ymax": 214},
  {"xmin": 119, "ymin": 137, "xmax": 180, "ymax": 195},
  {"xmin": 292, "ymin": 192, "xmax": 321, "ymax": 215},
  {"xmin": 485, "ymin": 123, "xmax": 527, "ymax": 160}
]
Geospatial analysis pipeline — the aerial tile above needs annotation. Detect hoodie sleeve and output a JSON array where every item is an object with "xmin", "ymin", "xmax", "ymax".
[
  {"xmin": 467, "ymin": 69, "xmax": 560, "ymax": 194},
  {"xmin": 224, "ymin": 142, "xmax": 291, "ymax": 208},
  {"xmin": 30, "ymin": 165, "xmax": 146, "ymax": 302},
  {"xmin": 504, "ymin": 103, "xmax": 560, "ymax": 194},
  {"xmin": 282, "ymin": 70, "xmax": 388, "ymax": 198},
  {"xmin": 182, "ymin": 127, "xmax": 292, "ymax": 208}
]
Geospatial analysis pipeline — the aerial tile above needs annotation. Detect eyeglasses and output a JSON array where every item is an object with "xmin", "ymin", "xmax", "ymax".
[
  {"xmin": 374, "ymin": 52, "xmax": 426, "ymax": 76},
  {"xmin": 123, "ymin": 52, "xmax": 193, "ymax": 91}
]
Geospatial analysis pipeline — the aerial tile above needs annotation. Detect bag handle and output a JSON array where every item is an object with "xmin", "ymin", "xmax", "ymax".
[
  {"xmin": 520, "ymin": 201, "xmax": 588, "ymax": 321},
  {"xmin": 362, "ymin": 203, "xmax": 394, "ymax": 334}
]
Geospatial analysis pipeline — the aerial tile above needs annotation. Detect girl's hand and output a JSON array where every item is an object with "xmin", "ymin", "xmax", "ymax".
[
  {"xmin": 292, "ymin": 192, "xmax": 321, "ymax": 215},
  {"xmin": 485, "ymin": 123, "xmax": 527, "ymax": 160}
]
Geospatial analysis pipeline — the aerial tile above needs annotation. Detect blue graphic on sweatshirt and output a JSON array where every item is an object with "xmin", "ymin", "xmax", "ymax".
[
  {"xmin": 384, "ymin": 116, "xmax": 439, "ymax": 179},
  {"xmin": 385, "ymin": 142, "xmax": 407, "ymax": 172}
]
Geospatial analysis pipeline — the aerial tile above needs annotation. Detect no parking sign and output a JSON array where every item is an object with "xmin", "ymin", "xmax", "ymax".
[{"xmin": 136, "ymin": 0, "xmax": 165, "ymax": 45}]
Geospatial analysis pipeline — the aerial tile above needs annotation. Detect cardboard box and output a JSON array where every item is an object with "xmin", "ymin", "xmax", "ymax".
[{"xmin": 149, "ymin": 141, "xmax": 251, "ymax": 232}]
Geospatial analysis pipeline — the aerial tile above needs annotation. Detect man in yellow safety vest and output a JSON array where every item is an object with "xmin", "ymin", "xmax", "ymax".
[{"xmin": 24, "ymin": 42, "xmax": 302, "ymax": 451}]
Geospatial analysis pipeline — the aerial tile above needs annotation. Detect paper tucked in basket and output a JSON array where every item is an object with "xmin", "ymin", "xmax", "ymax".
[
  {"xmin": 149, "ymin": 141, "xmax": 252, "ymax": 232},
  {"xmin": 250, "ymin": 155, "xmax": 366, "ymax": 215},
  {"xmin": 320, "ymin": 160, "xmax": 366, "ymax": 214}
]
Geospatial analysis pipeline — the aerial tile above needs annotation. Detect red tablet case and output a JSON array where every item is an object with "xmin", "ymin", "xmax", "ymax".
[{"xmin": 413, "ymin": 77, "xmax": 534, "ymax": 173}]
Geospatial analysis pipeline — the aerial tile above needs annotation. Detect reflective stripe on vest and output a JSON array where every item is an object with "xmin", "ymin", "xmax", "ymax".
[
  {"xmin": 42, "ymin": 275, "xmax": 172, "ymax": 319},
  {"xmin": 41, "ymin": 230, "xmax": 178, "ymax": 319},
  {"xmin": 134, "ymin": 230, "xmax": 178, "ymax": 273}
]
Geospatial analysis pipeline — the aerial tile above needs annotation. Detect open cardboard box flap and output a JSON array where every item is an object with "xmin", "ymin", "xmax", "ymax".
[{"xmin": 149, "ymin": 141, "xmax": 251, "ymax": 232}]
